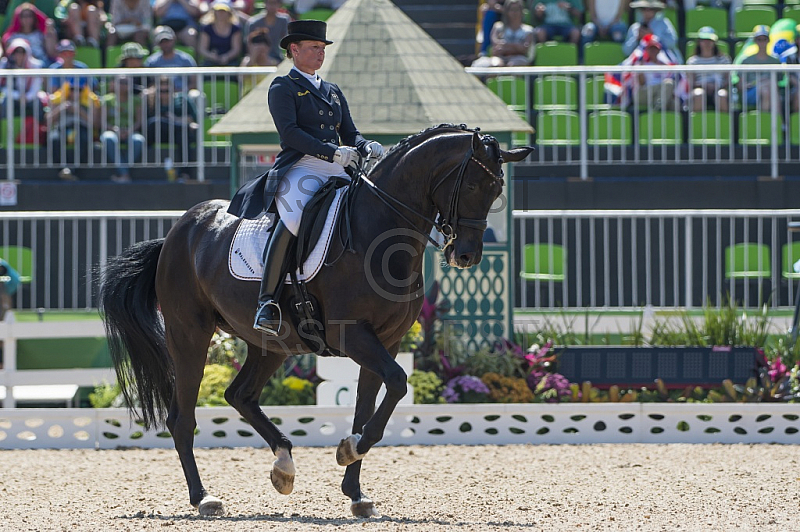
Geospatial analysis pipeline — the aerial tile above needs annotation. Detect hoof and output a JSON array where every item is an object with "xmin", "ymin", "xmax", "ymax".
[
  {"xmin": 336, "ymin": 434, "xmax": 366, "ymax": 467},
  {"xmin": 351, "ymin": 497, "xmax": 379, "ymax": 518},
  {"xmin": 197, "ymin": 495, "xmax": 225, "ymax": 516},
  {"xmin": 271, "ymin": 447, "xmax": 295, "ymax": 495}
]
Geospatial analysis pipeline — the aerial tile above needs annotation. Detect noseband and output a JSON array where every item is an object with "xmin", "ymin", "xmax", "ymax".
[{"xmin": 360, "ymin": 143, "xmax": 504, "ymax": 251}]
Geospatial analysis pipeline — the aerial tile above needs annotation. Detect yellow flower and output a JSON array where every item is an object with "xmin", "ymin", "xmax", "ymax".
[{"xmin": 283, "ymin": 376, "xmax": 309, "ymax": 391}]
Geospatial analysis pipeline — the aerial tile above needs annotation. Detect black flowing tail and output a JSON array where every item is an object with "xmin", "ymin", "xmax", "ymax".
[{"xmin": 99, "ymin": 238, "xmax": 173, "ymax": 430}]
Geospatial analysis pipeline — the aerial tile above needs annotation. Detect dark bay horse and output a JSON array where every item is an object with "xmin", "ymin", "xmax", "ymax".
[{"xmin": 99, "ymin": 124, "xmax": 532, "ymax": 517}]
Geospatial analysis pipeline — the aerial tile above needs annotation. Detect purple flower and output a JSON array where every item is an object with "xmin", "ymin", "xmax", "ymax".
[{"xmin": 443, "ymin": 375, "xmax": 490, "ymax": 403}]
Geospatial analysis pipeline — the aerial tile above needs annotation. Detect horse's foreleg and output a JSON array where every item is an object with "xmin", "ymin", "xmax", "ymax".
[
  {"xmin": 335, "ymin": 329, "xmax": 406, "ymax": 466},
  {"xmin": 164, "ymin": 320, "xmax": 223, "ymax": 516},
  {"xmin": 225, "ymin": 344, "xmax": 294, "ymax": 495},
  {"xmin": 341, "ymin": 366, "xmax": 384, "ymax": 517}
]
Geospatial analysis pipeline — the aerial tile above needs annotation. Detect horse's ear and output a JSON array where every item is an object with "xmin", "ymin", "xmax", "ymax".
[
  {"xmin": 472, "ymin": 131, "xmax": 486, "ymax": 157},
  {"xmin": 500, "ymin": 146, "xmax": 534, "ymax": 162}
]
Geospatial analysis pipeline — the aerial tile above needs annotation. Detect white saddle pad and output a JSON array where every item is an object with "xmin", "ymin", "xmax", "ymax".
[{"xmin": 229, "ymin": 188, "xmax": 345, "ymax": 284}]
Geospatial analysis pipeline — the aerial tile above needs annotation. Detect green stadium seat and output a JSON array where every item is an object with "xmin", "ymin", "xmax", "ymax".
[
  {"xmin": 105, "ymin": 44, "xmax": 124, "ymax": 67},
  {"xmin": 74, "ymin": 46, "xmax": 102, "ymax": 69},
  {"xmin": 535, "ymin": 41, "xmax": 578, "ymax": 66},
  {"xmin": 583, "ymin": 41, "xmax": 625, "ymax": 66},
  {"xmin": 790, "ymin": 113, "xmax": 800, "ymax": 144},
  {"xmin": 485, "ymin": 75, "xmax": 527, "ymax": 110},
  {"xmin": 536, "ymin": 110, "xmax": 580, "ymax": 146},
  {"xmin": 533, "ymin": 75, "xmax": 577, "ymax": 110},
  {"xmin": 685, "ymin": 39, "xmax": 730, "ymax": 58},
  {"xmin": 743, "ymin": 0, "xmax": 776, "ymax": 5},
  {"xmin": 783, "ymin": 5, "xmax": 800, "ymax": 23},
  {"xmin": 585, "ymin": 75, "xmax": 611, "ymax": 110},
  {"xmin": 588, "ymin": 110, "xmax": 632, "ymax": 145},
  {"xmin": 520, "ymin": 243, "xmax": 566, "ymax": 282},
  {"xmin": 298, "ymin": 8, "xmax": 334, "ymax": 20},
  {"xmin": 733, "ymin": 6, "xmax": 777, "ymax": 38},
  {"xmin": 724, "ymin": 243, "xmax": 771, "ymax": 279},
  {"xmin": 0, "ymin": 246, "xmax": 33, "ymax": 283},
  {"xmin": 204, "ymin": 114, "xmax": 231, "ymax": 147},
  {"xmin": 639, "ymin": 111, "xmax": 683, "ymax": 145},
  {"xmin": 734, "ymin": 39, "xmax": 749, "ymax": 57},
  {"xmin": 689, "ymin": 111, "xmax": 732, "ymax": 145},
  {"xmin": 202, "ymin": 80, "xmax": 240, "ymax": 113},
  {"xmin": 685, "ymin": 7, "xmax": 729, "ymax": 39},
  {"xmin": 739, "ymin": 110, "xmax": 783, "ymax": 145},
  {"xmin": 175, "ymin": 44, "xmax": 197, "ymax": 59},
  {"xmin": 782, "ymin": 242, "xmax": 800, "ymax": 279}
]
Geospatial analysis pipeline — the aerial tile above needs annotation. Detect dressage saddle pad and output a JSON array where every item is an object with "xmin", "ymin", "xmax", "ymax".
[{"xmin": 228, "ymin": 188, "xmax": 345, "ymax": 284}]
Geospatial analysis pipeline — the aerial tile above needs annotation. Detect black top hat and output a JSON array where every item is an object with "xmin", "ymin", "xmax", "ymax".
[{"xmin": 280, "ymin": 19, "xmax": 333, "ymax": 50}]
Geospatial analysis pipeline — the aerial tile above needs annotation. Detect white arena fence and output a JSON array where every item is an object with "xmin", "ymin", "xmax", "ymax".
[
  {"xmin": 4, "ymin": 209, "xmax": 800, "ymax": 311},
  {"xmin": 1, "ymin": 403, "xmax": 799, "ymax": 449},
  {"xmin": 1, "ymin": 66, "xmax": 276, "ymax": 181},
  {"xmin": 514, "ymin": 208, "xmax": 800, "ymax": 310},
  {"xmin": 467, "ymin": 64, "xmax": 798, "ymax": 179}
]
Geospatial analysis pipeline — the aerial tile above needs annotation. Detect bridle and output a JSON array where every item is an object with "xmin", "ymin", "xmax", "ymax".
[{"xmin": 358, "ymin": 137, "xmax": 504, "ymax": 251}]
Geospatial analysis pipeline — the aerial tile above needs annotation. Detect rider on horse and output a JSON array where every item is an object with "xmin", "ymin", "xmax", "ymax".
[{"xmin": 228, "ymin": 19, "xmax": 384, "ymax": 336}]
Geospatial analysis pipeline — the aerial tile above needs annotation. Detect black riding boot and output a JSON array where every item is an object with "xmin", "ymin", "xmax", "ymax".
[{"xmin": 254, "ymin": 220, "xmax": 295, "ymax": 335}]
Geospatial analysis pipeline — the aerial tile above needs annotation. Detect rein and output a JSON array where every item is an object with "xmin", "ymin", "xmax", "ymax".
[{"xmin": 357, "ymin": 147, "xmax": 504, "ymax": 252}]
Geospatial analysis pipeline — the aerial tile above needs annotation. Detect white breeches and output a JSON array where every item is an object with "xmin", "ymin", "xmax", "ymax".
[{"xmin": 275, "ymin": 155, "xmax": 349, "ymax": 236}]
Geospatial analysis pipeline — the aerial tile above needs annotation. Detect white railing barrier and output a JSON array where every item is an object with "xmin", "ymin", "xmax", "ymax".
[
  {"xmin": 467, "ymin": 64, "xmax": 798, "ymax": 179},
  {"xmin": 0, "ymin": 311, "xmax": 115, "ymax": 408},
  {"xmin": 514, "ymin": 208, "xmax": 800, "ymax": 310}
]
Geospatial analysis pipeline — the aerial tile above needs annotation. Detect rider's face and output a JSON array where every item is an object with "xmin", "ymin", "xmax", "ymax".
[{"xmin": 291, "ymin": 41, "xmax": 326, "ymax": 74}]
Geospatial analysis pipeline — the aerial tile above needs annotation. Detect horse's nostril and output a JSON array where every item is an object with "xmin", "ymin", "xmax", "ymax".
[{"xmin": 459, "ymin": 253, "xmax": 474, "ymax": 265}]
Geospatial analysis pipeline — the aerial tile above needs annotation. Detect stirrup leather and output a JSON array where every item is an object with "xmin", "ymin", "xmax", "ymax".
[{"xmin": 253, "ymin": 300, "xmax": 282, "ymax": 335}]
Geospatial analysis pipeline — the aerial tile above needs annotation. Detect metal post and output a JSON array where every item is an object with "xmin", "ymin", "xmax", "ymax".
[
  {"xmin": 579, "ymin": 72, "xmax": 588, "ymax": 180},
  {"xmin": 684, "ymin": 214, "xmax": 693, "ymax": 309},
  {"xmin": 196, "ymin": 73, "xmax": 205, "ymax": 182},
  {"xmin": 770, "ymin": 70, "xmax": 779, "ymax": 179},
  {"xmin": 5, "ymin": 72, "xmax": 13, "ymax": 182}
]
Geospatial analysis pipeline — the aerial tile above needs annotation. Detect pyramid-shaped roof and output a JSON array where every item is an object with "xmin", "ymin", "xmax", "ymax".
[{"xmin": 210, "ymin": 0, "xmax": 532, "ymax": 136}]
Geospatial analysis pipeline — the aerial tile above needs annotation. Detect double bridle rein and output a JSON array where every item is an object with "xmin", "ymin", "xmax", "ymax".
[{"xmin": 358, "ymin": 141, "xmax": 504, "ymax": 251}]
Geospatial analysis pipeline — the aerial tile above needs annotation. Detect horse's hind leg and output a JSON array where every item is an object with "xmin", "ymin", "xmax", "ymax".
[
  {"xmin": 224, "ymin": 343, "xmax": 295, "ymax": 495},
  {"xmin": 163, "ymin": 318, "xmax": 222, "ymax": 516},
  {"xmin": 341, "ymin": 366, "xmax": 384, "ymax": 517}
]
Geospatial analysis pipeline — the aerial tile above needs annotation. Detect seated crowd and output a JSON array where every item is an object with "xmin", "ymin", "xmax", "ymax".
[{"xmin": 0, "ymin": 0, "xmax": 341, "ymax": 180}]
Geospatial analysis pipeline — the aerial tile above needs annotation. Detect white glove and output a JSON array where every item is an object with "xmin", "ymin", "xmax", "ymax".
[
  {"xmin": 366, "ymin": 141, "xmax": 384, "ymax": 159},
  {"xmin": 333, "ymin": 146, "xmax": 358, "ymax": 168}
]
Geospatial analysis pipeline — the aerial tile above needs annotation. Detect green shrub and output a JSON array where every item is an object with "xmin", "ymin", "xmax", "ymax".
[
  {"xmin": 408, "ymin": 370, "xmax": 444, "ymax": 404},
  {"xmin": 259, "ymin": 375, "xmax": 316, "ymax": 405},
  {"xmin": 197, "ymin": 364, "xmax": 236, "ymax": 406},
  {"xmin": 89, "ymin": 382, "xmax": 123, "ymax": 408}
]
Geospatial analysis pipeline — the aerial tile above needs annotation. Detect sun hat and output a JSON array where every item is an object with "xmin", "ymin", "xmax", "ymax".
[
  {"xmin": 279, "ymin": 19, "xmax": 333, "ymax": 50},
  {"xmin": 153, "ymin": 25, "xmax": 176, "ymax": 43},
  {"xmin": 119, "ymin": 41, "xmax": 148, "ymax": 60},
  {"xmin": 211, "ymin": 0, "xmax": 232, "ymax": 11},
  {"xmin": 753, "ymin": 25, "xmax": 770, "ymax": 39},
  {"xmin": 56, "ymin": 39, "xmax": 76, "ymax": 53},
  {"xmin": 629, "ymin": 0, "xmax": 666, "ymax": 10},
  {"xmin": 696, "ymin": 26, "xmax": 718, "ymax": 42}
]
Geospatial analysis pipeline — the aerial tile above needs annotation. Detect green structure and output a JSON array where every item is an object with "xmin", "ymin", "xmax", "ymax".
[{"xmin": 211, "ymin": 0, "xmax": 532, "ymax": 351}]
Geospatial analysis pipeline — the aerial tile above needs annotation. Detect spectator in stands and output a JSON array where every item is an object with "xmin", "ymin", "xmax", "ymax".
[
  {"xmin": 781, "ymin": 25, "xmax": 800, "ymax": 112},
  {"xmin": 197, "ymin": 0, "xmax": 242, "ymax": 67},
  {"xmin": 530, "ymin": 0, "xmax": 583, "ymax": 47},
  {"xmin": 46, "ymin": 65, "xmax": 101, "ymax": 178},
  {"xmin": 471, "ymin": 0, "xmax": 534, "ymax": 67},
  {"xmin": 145, "ymin": 75, "xmax": 199, "ymax": 180},
  {"xmin": 244, "ymin": 0, "xmax": 288, "ymax": 64},
  {"xmin": 291, "ymin": 0, "xmax": 344, "ymax": 15},
  {"xmin": 740, "ymin": 25, "xmax": 780, "ymax": 110},
  {"xmin": 48, "ymin": 38, "xmax": 94, "ymax": 91},
  {"xmin": 623, "ymin": 0, "xmax": 679, "ymax": 61},
  {"xmin": 144, "ymin": 25, "xmax": 198, "ymax": 92},
  {"xmin": 153, "ymin": 0, "xmax": 204, "ymax": 48},
  {"xmin": 240, "ymin": 27, "xmax": 276, "ymax": 94},
  {"xmin": 628, "ymin": 34, "xmax": 681, "ymax": 111},
  {"xmin": 686, "ymin": 26, "xmax": 730, "ymax": 112},
  {"xmin": 477, "ymin": 0, "xmax": 504, "ymax": 57},
  {"xmin": 101, "ymin": 76, "xmax": 145, "ymax": 183},
  {"xmin": 2, "ymin": 3, "xmax": 57, "ymax": 65},
  {"xmin": 116, "ymin": 40, "xmax": 148, "ymax": 93},
  {"xmin": 105, "ymin": 0, "xmax": 152, "ymax": 46},
  {"xmin": 581, "ymin": 0, "xmax": 627, "ymax": 48},
  {"xmin": 0, "ymin": 38, "xmax": 48, "ymax": 119},
  {"xmin": 54, "ymin": 0, "xmax": 106, "ymax": 48}
]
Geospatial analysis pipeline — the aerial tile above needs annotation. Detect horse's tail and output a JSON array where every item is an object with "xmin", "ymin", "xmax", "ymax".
[{"xmin": 99, "ymin": 238, "xmax": 173, "ymax": 430}]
